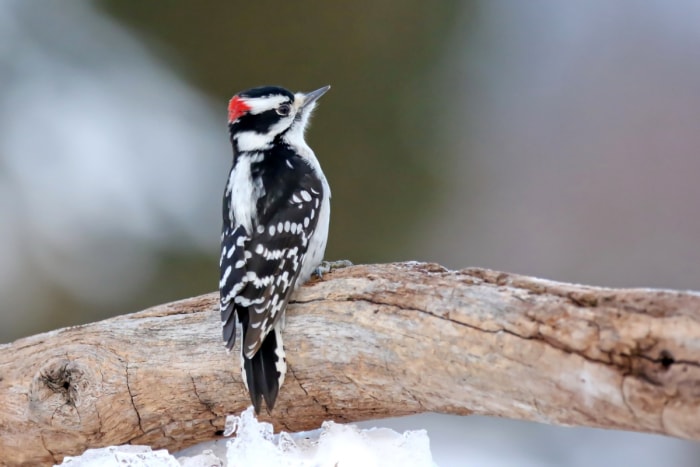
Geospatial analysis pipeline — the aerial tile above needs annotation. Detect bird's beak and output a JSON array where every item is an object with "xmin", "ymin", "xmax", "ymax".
[{"xmin": 301, "ymin": 85, "xmax": 331, "ymax": 109}]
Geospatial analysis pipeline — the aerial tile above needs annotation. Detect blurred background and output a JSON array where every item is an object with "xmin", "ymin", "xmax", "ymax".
[{"xmin": 1, "ymin": 0, "xmax": 699, "ymax": 465}]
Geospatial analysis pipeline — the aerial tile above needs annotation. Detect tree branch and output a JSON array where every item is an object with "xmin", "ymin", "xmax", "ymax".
[{"xmin": 1, "ymin": 262, "xmax": 699, "ymax": 465}]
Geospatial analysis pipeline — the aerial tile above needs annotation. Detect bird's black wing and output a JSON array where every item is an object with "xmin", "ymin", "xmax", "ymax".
[{"xmin": 219, "ymin": 158, "xmax": 324, "ymax": 357}]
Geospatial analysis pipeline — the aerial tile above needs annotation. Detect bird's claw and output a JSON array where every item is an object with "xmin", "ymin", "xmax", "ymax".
[{"xmin": 313, "ymin": 259, "xmax": 353, "ymax": 279}]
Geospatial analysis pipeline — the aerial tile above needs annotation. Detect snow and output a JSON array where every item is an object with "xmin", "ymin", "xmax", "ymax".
[
  {"xmin": 57, "ymin": 445, "xmax": 180, "ymax": 467},
  {"xmin": 56, "ymin": 407, "xmax": 436, "ymax": 467}
]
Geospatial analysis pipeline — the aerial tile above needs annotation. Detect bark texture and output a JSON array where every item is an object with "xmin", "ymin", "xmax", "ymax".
[{"xmin": 1, "ymin": 262, "xmax": 699, "ymax": 465}]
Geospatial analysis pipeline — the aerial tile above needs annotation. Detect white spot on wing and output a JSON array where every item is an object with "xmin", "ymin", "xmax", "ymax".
[{"xmin": 219, "ymin": 265, "xmax": 232, "ymax": 288}]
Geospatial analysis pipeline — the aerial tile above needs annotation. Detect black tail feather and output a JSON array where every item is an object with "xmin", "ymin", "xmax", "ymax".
[{"xmin": 243, "ymin": 330, "xmax": 282, "ymax": 413}]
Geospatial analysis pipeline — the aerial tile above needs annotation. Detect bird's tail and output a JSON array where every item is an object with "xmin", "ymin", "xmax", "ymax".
[{"xmin": 242, "ymin": 324, "xmax": 287, "ymax": 413}]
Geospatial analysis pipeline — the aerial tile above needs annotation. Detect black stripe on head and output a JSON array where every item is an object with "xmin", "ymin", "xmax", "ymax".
[
  {"xmin": 232, "ymin": 109, "xmax": 282, "ymax": 135},
  {"xmin": 239, "ymin": 86, "xmax": 294, "ymax": 101}
]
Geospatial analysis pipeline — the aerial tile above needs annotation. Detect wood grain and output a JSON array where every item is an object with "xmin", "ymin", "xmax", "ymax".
[{"xmin": 1, "ymin": 262, "xmax": 699, "ymax": 465}]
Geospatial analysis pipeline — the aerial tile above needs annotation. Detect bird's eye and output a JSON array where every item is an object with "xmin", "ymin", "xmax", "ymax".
[{"xmin": 276, "ymin": 104, "xmax": 291, "ymax": 116}]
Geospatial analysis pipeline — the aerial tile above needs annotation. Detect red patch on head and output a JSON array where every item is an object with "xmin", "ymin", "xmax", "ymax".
[{"xmin": 228, "ymin": 96, "xmax": 251, "ymax": 122}]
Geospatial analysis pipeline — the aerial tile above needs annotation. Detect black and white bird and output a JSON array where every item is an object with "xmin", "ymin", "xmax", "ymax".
[{"xmin": 219, "ymin": 85, "xmax": 331, "ymax": 413}]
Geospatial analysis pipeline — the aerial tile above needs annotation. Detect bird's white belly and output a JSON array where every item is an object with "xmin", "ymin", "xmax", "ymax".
[{"xmin": 298, "ymin": 193, "xmax": 330, "ymax": 284}]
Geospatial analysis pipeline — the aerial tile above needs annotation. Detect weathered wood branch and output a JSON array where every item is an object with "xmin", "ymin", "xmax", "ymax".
[{"xmin": 1, "ymin": 262, "xmax": 699, "ymax": 465}]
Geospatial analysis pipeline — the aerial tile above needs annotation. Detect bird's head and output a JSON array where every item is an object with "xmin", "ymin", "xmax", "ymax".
[{"xmin": 227, "ymin": 85, "xmax": 330, "ymax": 153}]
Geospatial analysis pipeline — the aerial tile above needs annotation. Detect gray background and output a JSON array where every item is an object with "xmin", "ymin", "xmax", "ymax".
[{"xmin": 1, "ymin": 1, "xmax": 698, "ymax": 465}]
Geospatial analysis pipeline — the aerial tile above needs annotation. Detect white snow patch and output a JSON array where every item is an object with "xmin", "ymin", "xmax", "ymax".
[
  {"xmin": 218, "ymin": 407, "xmax": 435, "ymax": 467},
  {"xmin": 56, "ymin": 407, "xmax": 435, "ymax": 467},
  {"xmin": 57, "ymin": 445, "xmax": 180, "ymax": 467}
]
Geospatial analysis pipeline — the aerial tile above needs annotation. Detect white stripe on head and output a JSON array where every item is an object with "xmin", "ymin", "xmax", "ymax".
[{"xmin": 243, "ymin": 95, "xmax": 289, "ymax": 114}]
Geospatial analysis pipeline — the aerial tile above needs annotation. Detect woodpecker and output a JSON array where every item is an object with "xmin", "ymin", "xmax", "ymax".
[{"xmin": 219, "ymin": 85, "xmax": 331, "ymax": 413}]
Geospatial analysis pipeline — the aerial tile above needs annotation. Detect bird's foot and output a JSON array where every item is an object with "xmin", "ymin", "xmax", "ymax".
[{"xmin": 313, "ymin": 259, "xmax": 353, "ymax": 279}]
